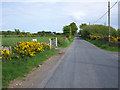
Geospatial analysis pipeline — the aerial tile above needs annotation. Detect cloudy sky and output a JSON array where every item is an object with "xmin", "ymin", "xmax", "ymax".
[{"xmin": 1, "ymin": 0, "xmax": 118, "ymax": 33}]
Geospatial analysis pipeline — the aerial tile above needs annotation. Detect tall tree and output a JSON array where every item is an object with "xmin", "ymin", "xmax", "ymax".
[
  {"xmin": 15, "ymin": 29, "xmax": 20, "ymax": 35},
  {"xmin": 69, "ymin": 22, "xmax": 78, "ymax": 35},
  {"xmin": 63, "ymin": 25, "xmax": 71, "ymax": 37}
]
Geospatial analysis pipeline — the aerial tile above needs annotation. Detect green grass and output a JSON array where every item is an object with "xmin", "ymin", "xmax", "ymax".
[
  {"xmin": 2, "ymin": 49, "xmax": 59, "ymax": 88},
  {"xmin": 2, "ymin": 36, "xmax": 52, "ymax": 46},
  {"xmin": 84, "ymin": 37, "xmax": 119, "ymax": 52},
  {"xmin": 2, "ymin": 36, "xmax": 74, "ymax": 88},
  {"xmin": 0, "ymin": 62, "xmax": 2, "ymax": 90},
  {"xmin": 57, "ymin": 38, "xmax": 74, "ymax": 48}
]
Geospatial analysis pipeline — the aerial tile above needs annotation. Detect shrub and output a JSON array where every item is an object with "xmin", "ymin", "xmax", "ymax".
[
  {"xmin": 2, "ymin": 41, "xmax": 50, "ymax": 62},
  {"xmin": 57, "ymin": 38, "xmax": 70, "ymax": 47},
  {"xmin": 81, "ymin": 25, "xmax": 117, "ymax": 38},
  {"xmin": 31, "ymin": 35, "xmax": 36, "ymax": 37},
  {"xmin": 28, "ymin": 34, "xmax": 31, "ymax": 37},
  {"xmin": 19, "ymin": 34, "xmax": 23, "ymax": 37},
  {"xmin": 53, "ymin": 35, "xmax": 56, "ymax": 37},
  {"xmin": 1, "ymin": 49, "xmax": 11, "ymax": 61}
]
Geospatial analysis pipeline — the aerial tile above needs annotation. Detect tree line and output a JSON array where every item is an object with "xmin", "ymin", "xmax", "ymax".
[
  {"xmin": 1, "ymin": 29, "xmax": 61, "ymax": 36},
  {"xmin": 63, "ymin": 22, "xmax": 78, "ymax": 38},
  {"xmin": 79, "ymin": 23, "xmax": 120, "ymax": 38}
]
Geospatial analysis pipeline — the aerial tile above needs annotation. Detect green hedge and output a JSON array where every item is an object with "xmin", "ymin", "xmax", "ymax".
[{"xmin": 81, "ymin": 25, "xmax": 117, "ymax": 38}]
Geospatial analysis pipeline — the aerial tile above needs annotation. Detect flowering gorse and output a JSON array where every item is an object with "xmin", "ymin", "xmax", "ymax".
[
  {"xmin": 89, "ymin": 35, "xmax": 120, "ymax": 42},
  {"xmin": 1, "ymin": 49, "xmax": 11, "ymax": 61},
  {"xmin": 14, "ymin": 41, "xmax": 50, "ymax": 57},
  {"xmin": 2, "ymin": 41, "xmax": 50, "ymax": 62}
]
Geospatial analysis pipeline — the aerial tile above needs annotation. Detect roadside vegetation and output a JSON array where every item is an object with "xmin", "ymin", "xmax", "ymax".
[
  {"xmin": 79, "ymin": 24, "xmax": 120, "ymax": 52},
  {"xmin": 1, "ymin": 22, "xmax": 77, "ymax": 88},
  {"xmin": 2, "ymin": 49, "xmax": 58, "ymax": 88}
]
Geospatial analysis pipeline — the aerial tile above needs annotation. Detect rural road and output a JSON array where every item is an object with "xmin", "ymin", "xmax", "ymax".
[{"xmin": 32, "ymin": 37, "xmax": 118, "ymax": 88}]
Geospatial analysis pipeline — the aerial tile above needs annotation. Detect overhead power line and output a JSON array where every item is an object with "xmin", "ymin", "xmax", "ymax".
[{"xmin": 94, "ymin": 0, "xmax": 119, "ymax": 24}]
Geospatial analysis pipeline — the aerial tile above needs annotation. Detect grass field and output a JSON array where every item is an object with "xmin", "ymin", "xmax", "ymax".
[{"xmin": 2, "ymin": 36, "xmax": 52, "ymax": 46}]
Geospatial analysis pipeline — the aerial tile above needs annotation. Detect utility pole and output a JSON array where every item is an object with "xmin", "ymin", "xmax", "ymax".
[
  {"xmin": 89, "ymin": 22, "xmax": 90, "ymax": 25},
  {"xmin": 108, "ymin": 1, "xmax": 110, "ymax": 42},
  {"xmin": 104, "ymin": 22, "xmax": 106, "ymax": 26}
]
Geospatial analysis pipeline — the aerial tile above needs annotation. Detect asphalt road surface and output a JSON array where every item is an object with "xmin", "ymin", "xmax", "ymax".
[
  {"xmin": 33, "ymin": 37, "xmax": 118, "ymax": 88},
  {"xmin": 44, "ymin": 37, "xmax": 118, "ymax": 88}
]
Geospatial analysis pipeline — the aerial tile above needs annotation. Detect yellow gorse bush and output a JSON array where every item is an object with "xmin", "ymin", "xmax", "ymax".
[
  {"xmin": 1, "ymin": 41, "xmax": 50, "ymax": 61},
  {"xmin": 14, "ymin": 41, "xmax": 50, "ymax": 57},
  {"xmin": 89, "ymin": 35, "xmax": 103, "ymax": 40},
  {"xmin": 1, "ymin": 49, "xmax": 11, "ymax": 61},
  {"xmin": 1, "ymin": 49, "xmax": 10, "ymax": 55},
  {"xmin": 19, "ymin": 34, "xmax": 24, "ymax": 37},
  {"xmin": 90, "ymin": 35, "xmax": 120, "ymax": 42}
]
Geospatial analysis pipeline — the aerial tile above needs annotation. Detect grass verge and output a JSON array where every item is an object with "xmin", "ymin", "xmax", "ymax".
[
  {"xmin": 2, "ymin": 37, "xmax": 74, "ymax": 88},
  {"xmin": 57, "ymin": 38, "xmax": 74, "ymax": 48},
  {"xmin": 83, "ymin": 37, "xmax": 119, "ymax": 52},
  {"xmin": 2, "ymin": 49, "xmax": 59, "ymax": 88}
]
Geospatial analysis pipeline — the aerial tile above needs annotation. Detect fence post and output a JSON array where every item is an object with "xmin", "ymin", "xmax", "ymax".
[
  {"xmin": 9, "ymin": 46, "xmax": 12, "ymax": 53},
  {"xmin": 49, "ymin": 39, "xmax": 52, "ymax": 49},
  {"xmin": 56, "ymin": 37, "xmax": 57, "ymax": 47}
]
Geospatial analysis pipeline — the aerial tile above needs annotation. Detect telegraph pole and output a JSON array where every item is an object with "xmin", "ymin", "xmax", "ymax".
[
  {"xmin": 104, "ymin": 22, "xmax": 106, "ymax": 26},
  {"xmin": 108, "ymin": 1, "xmax": 110, "ymax": 42},
  {"xmin": 89, "ymin": 22, "xmax": 90, "ymax": 25}
]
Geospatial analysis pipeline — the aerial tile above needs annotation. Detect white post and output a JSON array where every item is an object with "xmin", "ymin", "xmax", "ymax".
[
  {"xmin": 49, "ymin": 39, "xmax": 52, "ymax": 49},
  {"xmin": 9, "ymin": 46, "xmax": 12, "ymax": 53},
  {"xmin": 56, "ymin": 37, "xmax": 57, "ymax": 47}
]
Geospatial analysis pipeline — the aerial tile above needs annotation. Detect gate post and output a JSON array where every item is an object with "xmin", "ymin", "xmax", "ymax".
[
  {"xmin": 49, "ymin": 39, "xmax": 52, "ymax": 49},
  {"xmin": 56, "ymin": 37, "xmax": 57, "ymax": 47}
]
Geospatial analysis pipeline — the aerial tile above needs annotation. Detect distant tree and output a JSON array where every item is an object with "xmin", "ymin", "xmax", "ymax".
[
  {"xmin": 15, "ymin": 29, "xmax": 20, "ymax": 35},
  {"xmin": 26, "ymin": 32, "xmax": 30, "ymax": 35},
  {"xmin": 21, "ymin": 32, "xmax": 27, "ymax": 35},
  {"xmin": 41, "ymin": 31, "xmax": 45, "ymax": 36},
  {"xmin": 7, "ymin": 30, "xmax": 12, "ymax": 35},
  {"xmin": 37, "ymin": 31, "xmax": 42, "ymax": 35},
  {"xmin": 2, "ymin": 31, "xmax": 7, "ymax": 35},
  {"xmin": 53, "ymin": 32, "xmax": 56, "ymax": 35},
  {"xmin": 79, "ymin": 23, "xmax": 87, "ymax": 29},
  {"xmin": 45, "ymin": 31, "xmax": 51, "ymax": 36},
  {"xmin": 78, "ymin": 30, "xmax": 82, "ymax": 35},
  {"xmin": 63, "ymin": 25, "xmax": 71, "ymax": 37},
  {"xmin": 69, "ymin": 22, "xmax": 78, "ymax": 35},
  {"xmin": 11, "ymin": 31, "xmax": 16, "ymax": 35},
  {"xmin": 56, "ymin": 33, "xmax": 62, "ymax": 35}
]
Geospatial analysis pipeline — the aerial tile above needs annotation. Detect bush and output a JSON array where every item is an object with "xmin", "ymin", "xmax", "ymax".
[
  {"xmin": 19, "ymin": 34, "xmax": 23, "ymax": 37},
  {"xmin": 31, "ymin": 35, "xmax": 36, "ymax": 37},
  {"xmin": 28, "ymin": 34, "xmax": 31, "ymax": 37},
  {"xmin": 2, "ymin": 41, "xmax": 50, "ymax": 62},
  {"xmin": 57, "ymin": 38, "xmax": 70, "ymax": 47},
  {"xmin": 57, "ymin": 37, "xmax": 74, "ymax": 47},
  {"xmin": 53, "ymin": 35, "xmax": 56, "ymax": 37},
  {"xmin": 1, "ymin": 49, "xmax": 11, "ymax": 61},
  {"xmin": 81, "ymin": 25, "xmax": 117, "ymax": 38}
]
